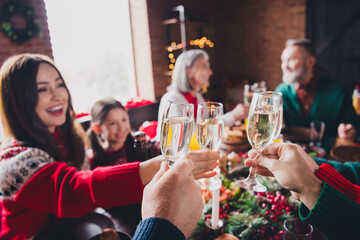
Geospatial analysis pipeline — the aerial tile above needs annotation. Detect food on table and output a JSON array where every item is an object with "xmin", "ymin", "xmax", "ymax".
[{"xmin": 222, "ymin": 126, "xmax": 247, "ymax": 143}]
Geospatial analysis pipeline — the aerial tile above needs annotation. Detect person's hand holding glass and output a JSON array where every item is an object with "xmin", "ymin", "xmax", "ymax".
[
  {"xmin": 160, "ymin": 101, "xmax": 194, "ymax": 166},
  {"xmin": 236, "ymin": 91, "xmax": 282, "ymax": 192},
  {"xmin": 196, "ymin": 102, "xmax": 224, "ymax": 191}
]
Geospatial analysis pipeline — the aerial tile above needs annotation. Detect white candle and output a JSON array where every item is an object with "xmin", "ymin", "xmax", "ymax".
[{"xmin": 211, "ymin": 188, "xmax": 220, "ymax": 229}]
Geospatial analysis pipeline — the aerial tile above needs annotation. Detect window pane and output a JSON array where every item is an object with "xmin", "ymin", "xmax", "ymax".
[{"xmin": 45, "ymin": 0, "xmax": 136, "ymax": 112}]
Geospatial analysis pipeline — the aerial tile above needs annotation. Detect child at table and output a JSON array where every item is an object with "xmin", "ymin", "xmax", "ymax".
[{"xmin": 87, "ymin": 98, "xmax": 160, "ymax": 169}]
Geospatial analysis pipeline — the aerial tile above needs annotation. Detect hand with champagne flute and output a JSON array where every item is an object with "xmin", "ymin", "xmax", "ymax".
[
  {"xmin": 136, "ymin": 158, "xmax": 203, "ymax": 239},
  {"xmin": 237, "ymin": 91, "xmax": 282, "ymax": 192},
  {"xmin": 243, "ymin": 142, "xmax": 360, "ymax": 240},
  {"xmin": 0, "ymin": 53, "xmax": 220, "ymax": 239}
]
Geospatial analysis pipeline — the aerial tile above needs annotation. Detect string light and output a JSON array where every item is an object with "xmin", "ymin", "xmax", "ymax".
[{"xmin": 167, "ymin": 37, "xmax": 214, "ymax": 71}]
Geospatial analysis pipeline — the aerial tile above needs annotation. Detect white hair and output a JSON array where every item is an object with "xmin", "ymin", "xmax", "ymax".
[{"xmin": 168, "ymin": 49, "xmax": 209, "ymax": 92}]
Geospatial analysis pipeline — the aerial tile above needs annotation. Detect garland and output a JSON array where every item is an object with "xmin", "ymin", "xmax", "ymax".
[{"xmin": 0, "ymin": 1, "xmax": 41, "ymax": 44}]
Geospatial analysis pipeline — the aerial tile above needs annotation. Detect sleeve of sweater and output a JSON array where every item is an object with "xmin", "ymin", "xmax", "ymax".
[
  {"xmin": 313, "ymin": 157, "xmax": 360, "ymax": 185},
  {"xmin": 315, "ymin": 163, "xmax": 360, "ymax": 203},
  {"xmin": 299, "ymin": 182, "xmax": 360, "ymax": 240},
  {"xmin": 15, "ymin": 161, "xmax": 143, "ymax": 218},
  {"xmin": 132, "ymin": 217, "xmax": 185, "ymax": 240}
]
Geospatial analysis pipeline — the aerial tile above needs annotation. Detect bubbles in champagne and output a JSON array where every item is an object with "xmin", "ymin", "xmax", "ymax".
[
  {"xmin": 197, "ymin": 118, "xmax": 224, "ymax": 151},
  {"xmin": 247, "ymin": 108, "xmax": 279, "ymax": 151},
  {"xmin": 160, "ymin": 116, "xmax": 193, "ymax": 165}
]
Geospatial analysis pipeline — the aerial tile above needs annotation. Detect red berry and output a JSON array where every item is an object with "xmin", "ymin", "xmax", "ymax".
[{"xmin": 271, "ymin": 204, "xmax": 278, "ymax": 211}]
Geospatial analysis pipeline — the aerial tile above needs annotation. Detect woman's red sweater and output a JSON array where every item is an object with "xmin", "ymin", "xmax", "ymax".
[{"xmin": 0, "ymin": 146, "xmax": 143, "ymax": 240}]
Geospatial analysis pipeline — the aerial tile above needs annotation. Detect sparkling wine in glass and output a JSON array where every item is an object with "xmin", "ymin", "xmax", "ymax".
[
  {"xmin": 160, "ymin": 101, "xmax": 194, "ymax": 166},
  {"xmin": 197, "ymin": 102, "xmax": 224, "ymax": 191},
  {"xmin": 236, "ymin": 92, "xmax": 281, "ymax": 192}
]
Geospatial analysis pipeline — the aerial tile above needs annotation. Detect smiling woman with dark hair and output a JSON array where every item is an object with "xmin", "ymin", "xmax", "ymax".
[{"xmin": 0, "ymin": 53, "xmax": 219, "ymax": 239}]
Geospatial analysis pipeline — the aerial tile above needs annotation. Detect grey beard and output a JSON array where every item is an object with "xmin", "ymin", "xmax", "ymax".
[{"xmin": 282, "ymin": 67, "xmax": 307, "ymax": 85}]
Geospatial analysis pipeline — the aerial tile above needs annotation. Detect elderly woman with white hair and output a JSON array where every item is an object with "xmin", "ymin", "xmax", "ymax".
[{"xmin": 157, "ymin": 49, "xmax": 249, "ymax": 136}]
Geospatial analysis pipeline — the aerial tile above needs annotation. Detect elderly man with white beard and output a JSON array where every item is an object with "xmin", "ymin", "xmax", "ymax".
[{"xmin": 275, "ymin": 39, "xmax": 357, "ymax": 150}]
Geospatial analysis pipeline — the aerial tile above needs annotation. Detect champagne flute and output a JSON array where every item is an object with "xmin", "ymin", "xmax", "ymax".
[
  {"xmin": 197, "ymin": 102, "xmax": 224, "ymax": 230},
  {"xmin": 197, "ymin": 102, "xmax": 224, "ymax": 191},
  {"xmin": 236, "ymin": 91, "xmax": 281, "ymax": 192},
  {"xmin": 273, "ymin": 92, "xmax": 283, "ymax": 140},
  {"xmin": 160, "ymin": 101, "xmax": 194, "ymax": 166}
]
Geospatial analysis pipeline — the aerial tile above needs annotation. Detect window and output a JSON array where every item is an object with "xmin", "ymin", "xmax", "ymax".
[{"xmin": 44, "ymin": 0, "xmax": 136, "ymax": 112}]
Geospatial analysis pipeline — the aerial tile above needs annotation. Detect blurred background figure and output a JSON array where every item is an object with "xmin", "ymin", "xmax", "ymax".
[
  {"xmin": 157, "ymin": 49, "xmax": 249, "ymax": 138},
  {"xmin": 276, "ymin": 39, "xmax": 357, "ymax": 150}
]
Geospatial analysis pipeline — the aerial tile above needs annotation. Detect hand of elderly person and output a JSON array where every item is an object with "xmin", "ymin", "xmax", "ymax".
[
  {"xmin": 244, "ymin": 143, "xmax": 323, "ymax": 209},
  {"xmin": 338, "ymin": 123, "xmax": 356, "ymax": 142},
  {"xmin": 186, "ymin": 150, "xmax": 220, "ymax": 179},
  {"xmin": 141, "ymin": 159, "xmax": 203, "ymax": 238},
  {"xmin": 231, "ymin": 103, "xmax": 250, "ymax": 121}
]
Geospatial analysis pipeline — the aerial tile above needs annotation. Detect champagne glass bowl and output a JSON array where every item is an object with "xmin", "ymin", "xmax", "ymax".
[{"xmin": 160, "ymin": 101, "xmax": 194, "ymax": 166}]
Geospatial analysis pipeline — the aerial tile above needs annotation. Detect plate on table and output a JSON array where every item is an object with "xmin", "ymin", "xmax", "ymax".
[
  {"xmin": 330, "ymin": 145, "xmax": 360, "ymax": 162},
  {"xmin": 282, "ymin": 127, "xmax": 311, "ymax": 143}
]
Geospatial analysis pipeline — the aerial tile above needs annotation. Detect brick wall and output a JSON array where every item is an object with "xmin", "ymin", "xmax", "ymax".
[
  {"xmin": 214, "ymin": 0, "xmax": 306, "ymax": 91},
  {"xmin": 0, "ymin": 0, "xmax": 52, "ymax": 64},
  {"xmin": 140, "ymin": 0, "xmax": 305, "ymax": 101}
]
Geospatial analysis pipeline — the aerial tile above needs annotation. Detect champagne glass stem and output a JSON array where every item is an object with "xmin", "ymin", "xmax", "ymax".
[{"xmin": 236, "ymin": 149, "xmax": 267, "ymax": 192}]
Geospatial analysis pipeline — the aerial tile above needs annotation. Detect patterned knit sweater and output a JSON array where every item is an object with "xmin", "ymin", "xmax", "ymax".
[{"xmin": 0, "ymin": 146, "xmax": 143, "ymax": 240}]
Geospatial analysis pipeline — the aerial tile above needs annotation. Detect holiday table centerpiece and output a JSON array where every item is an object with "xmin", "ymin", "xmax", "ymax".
[{"xmin": 189, "ymin": 152, "xmax": 300, "ymax": 240}]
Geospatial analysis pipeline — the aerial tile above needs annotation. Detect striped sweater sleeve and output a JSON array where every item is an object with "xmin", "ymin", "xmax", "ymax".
[{"xmin": 314, "ymin": 163, "xmax": 360, "ymax": 203}]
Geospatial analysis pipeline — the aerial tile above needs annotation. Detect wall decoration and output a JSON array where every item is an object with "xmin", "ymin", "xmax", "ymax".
[{"xmin": 0, "ymin": 1, "xmax": 42, "ymax": 44}]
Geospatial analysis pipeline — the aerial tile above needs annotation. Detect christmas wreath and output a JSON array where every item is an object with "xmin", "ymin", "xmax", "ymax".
[{"xmin": 0, "ymin": 1, "xmax": 41, "ymax": 44}]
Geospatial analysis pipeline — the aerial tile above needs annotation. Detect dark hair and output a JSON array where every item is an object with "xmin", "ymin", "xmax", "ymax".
[
  {"xmin": 0, "ymin": 53, "xmax": 85, "ymax": 169},
  {"xmin": 88, "ymin": 98, "xmax": 137, "ymax": 168},
  {"xmin": 286, "ymin": 39, "xmax": 316, "ymax": 57}
]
